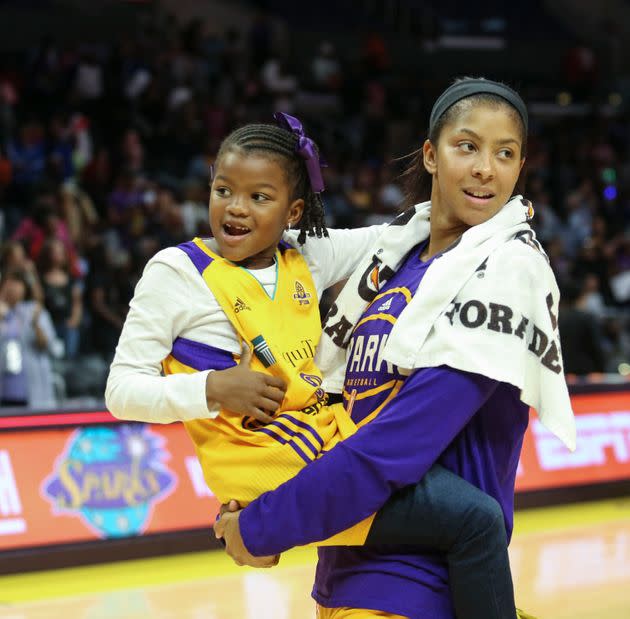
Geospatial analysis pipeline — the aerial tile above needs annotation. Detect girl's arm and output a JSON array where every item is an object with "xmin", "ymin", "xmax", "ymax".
[
  {"xmin": 239, "ymin": 366, "xmax": 499, "ymax": 556},
  {"xmin": 296, "ymin": 224, "xmax": 387, "ymax": 291},
  {"xmin": 105, "ymin": 257, "xmax": 215, "ymax": 423},
  {"xmin": 105, "ymin": 255, "xmax": 285, "ymax": 425}
]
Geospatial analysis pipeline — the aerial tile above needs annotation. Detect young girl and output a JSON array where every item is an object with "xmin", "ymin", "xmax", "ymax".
[
  {"xmin": 107, "ymin": 111, "xmax": 528, "ymax": 618},
  {"xmin": 213, "ymin": 84, "xmax": 576, "ymax": 619}
]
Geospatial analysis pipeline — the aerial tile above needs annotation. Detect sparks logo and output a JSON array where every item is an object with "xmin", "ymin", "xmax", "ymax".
[
  {"xmin": 252, "ymin": 334, "xmax": 276, "ymax": 367},
  {"xmin": 300, "ymin": 372, "xmax": 326, "ymax": 404},
  {"xmin": 370, "ymin": 265, "xmax": 380, "ymax": 292},
  {"xmin": 522, "ymin": 198, "xmax": 535, "ymax": 221},
  {"xmin": 0, "ymin": 450, "xmax": 26, "ymax": 536},
  {"xmin": 43, "ymin": 426, "xmax": 175, "ymax": 539},
  {"xmin": 292, "ymin": 280, "xmax": 312, "ymax": 305},
  {"xmin": 377, "ymin": 298, "xmax": 393, "ymax": 312},
  {"xmin": 234, "ymin": 297, "xmax": 250, "ymax": 313}
]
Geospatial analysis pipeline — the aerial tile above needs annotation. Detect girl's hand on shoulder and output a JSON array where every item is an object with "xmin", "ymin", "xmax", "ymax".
[{"xmin": 205, "ymin": 342, "xmax": 286, "ymax": 424}]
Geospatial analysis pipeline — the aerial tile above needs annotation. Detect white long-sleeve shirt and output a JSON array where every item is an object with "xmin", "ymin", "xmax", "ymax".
[{"xmin": 105, "ymin": 226, "xmax": 385, "ymax": 424}]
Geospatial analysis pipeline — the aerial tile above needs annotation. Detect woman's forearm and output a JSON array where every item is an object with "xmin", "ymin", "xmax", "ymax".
[{"xmin": 239, "ymin": 367, "xmax": 498, "ymax": 556}]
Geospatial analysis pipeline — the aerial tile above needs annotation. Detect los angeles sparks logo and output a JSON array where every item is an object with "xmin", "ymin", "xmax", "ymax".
[
  {"xmin": 43, "ymin": 426, "xmax": 175, "ymax": 538},
  {"xmin": 292, "ymin": 280, "xmax": 312, "ymax": 305}
]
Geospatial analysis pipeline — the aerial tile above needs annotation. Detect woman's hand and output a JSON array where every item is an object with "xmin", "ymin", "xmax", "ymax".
[
  {"xmin": 213, "ymin": 501, "xmax": 280, "ymax": 568},
  {"xmin": 205, "ymin": 343, "xmax": 286, "ymax": 424}
]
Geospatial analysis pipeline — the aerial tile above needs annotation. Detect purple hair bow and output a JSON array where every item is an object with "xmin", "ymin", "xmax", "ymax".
[{"xmin": 274, "ymin": 112, "xmax": 326, "ymax": 193}]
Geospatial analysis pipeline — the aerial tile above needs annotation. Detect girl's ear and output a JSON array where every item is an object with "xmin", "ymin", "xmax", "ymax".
[
  {"xmin": 422, "ymin": 139, "xmax": 437, "ymax": 175},
  {"xmin": 287, "ymin": 198, "xmax": 305, "ymax": 227}
]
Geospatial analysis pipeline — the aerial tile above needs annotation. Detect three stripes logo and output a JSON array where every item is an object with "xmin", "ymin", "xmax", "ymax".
[
  {"xmin": 377, "ymin": 297, "xmax": 393, "ymax": 312},
  {"xmin": 252, "ymin": 335, "xmax": 276, "ymax": 367},
  {"xmin": 234, "ymin": 297, "xmax": 250, "ymax": 313}
]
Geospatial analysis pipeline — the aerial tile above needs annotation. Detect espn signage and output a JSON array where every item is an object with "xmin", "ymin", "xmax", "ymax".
[{"xmin": 516, "ymin": 391, "xmax": 630, "ymax": 492}]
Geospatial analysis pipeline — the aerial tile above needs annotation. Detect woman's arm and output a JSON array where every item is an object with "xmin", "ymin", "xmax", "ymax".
[{"xmin": 238, "ymin": 366, "xmax": 498, "ymax": 556}]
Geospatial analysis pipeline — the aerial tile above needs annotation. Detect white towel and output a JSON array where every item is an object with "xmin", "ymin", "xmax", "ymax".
[{"xmin": 317, "ymin": 196, "xmax": 576, "ymax": 451}]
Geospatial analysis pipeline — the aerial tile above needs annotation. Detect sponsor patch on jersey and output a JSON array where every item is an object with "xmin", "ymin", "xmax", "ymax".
[{"xmin": 292, "ymin": 280, "xmax": 312, "ymax": 305}]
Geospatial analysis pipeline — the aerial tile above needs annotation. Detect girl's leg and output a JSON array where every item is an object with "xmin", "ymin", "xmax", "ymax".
[{"xmin": 365, "ymin": 463, "xmax": 517, "ymax": 619}]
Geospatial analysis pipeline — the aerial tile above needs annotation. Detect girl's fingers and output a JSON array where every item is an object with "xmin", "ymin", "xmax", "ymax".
[{"xmin": 249, "ymin": 407, "xmax": 274, "ymax": 424}]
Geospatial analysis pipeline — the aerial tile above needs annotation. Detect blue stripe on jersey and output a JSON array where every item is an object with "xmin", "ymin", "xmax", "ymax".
[
  {"xmin": 171, "ymin": 337, "xmax": 237, "ymax": 371},
  {"xmin": 266, "ymin": 416, "xmax": 320, "ymax": 458},
  {"xmin": 256, "ymin": 427, "xmax": 312, "ymax": 464},
  {"xmin": 281, "ymin": 413, "xmax": 325, "ymax": 449},
  {"xmin": 179, "ymin": 240, "xmax": 214, "ymax": 274}
]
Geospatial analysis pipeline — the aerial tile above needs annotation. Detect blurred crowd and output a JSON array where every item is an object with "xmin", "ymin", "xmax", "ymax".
[{"xmin": 0, "ymin": 6, "xmax": 628, "ymax": 409}]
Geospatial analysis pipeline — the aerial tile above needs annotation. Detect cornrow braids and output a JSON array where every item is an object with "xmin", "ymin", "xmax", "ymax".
[{"xmin": 217, "ymin": 123, "xmax": 328, "ymax": 245}]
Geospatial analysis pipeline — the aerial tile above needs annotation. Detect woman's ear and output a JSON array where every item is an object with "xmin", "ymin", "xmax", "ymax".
[{"xmin": 422, "ymin": 139, "xmax": 437, "ymax": 175}]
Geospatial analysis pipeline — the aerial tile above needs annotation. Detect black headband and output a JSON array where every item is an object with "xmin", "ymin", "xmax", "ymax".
[{"xmin": 429, "ymin": 79, "xmax": 528, "ymax": 135}]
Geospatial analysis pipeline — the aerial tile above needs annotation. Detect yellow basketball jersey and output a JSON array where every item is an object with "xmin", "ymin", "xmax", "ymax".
[
  {"xmin": 162, "ymin": 239, "xmax": 349, "ymax": 499},
  {"xmin": 163, "ymin": 238, "xmax": 373, "ymax": 546}
]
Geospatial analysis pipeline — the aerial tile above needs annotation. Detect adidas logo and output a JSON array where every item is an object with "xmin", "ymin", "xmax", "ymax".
[
  {"xmin": 234, "ymin": 297, "xmax": 251, "ymax": 313},
  {"xmin": 377, "ymin": 297, "xmax": 393, "ymax": 312}
]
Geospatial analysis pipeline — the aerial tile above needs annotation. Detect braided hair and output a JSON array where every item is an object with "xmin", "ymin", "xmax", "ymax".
[{"xmin": 216, "ymin": 123, "xmax": 328, "ymax": 244}]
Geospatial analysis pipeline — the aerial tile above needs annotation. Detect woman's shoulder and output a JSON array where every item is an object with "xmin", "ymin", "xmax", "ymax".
[{"xmin": 491, "ymin": 231, "xmax": 551, "ymax": 275}]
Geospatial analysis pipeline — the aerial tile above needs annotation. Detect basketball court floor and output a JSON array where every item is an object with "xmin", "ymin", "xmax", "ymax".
[{"xmin": 1, "ymin": 498, "xmax": 629, "ymax": 619}]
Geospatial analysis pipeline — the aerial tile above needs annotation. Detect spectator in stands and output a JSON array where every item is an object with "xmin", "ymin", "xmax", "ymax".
[
  {"xmin": 87, "ymin": 243, "xmax": 133, "ymax": 362},
  {"xmin": 0, "ymin": 270, "xmax": 58, "ymax": 408},
  {"xmin": 311, "ymin": 41, "xmax": 342, "ymax": 93},
  {"xmin": 0, "ymin": 240, "xmax": 44, "ymax": 303},
  {"xmin": 559, "ymin": 280, "xmax": 606, "ymax": 375},
  {"xmin": 11, "ymin": 199, "xmax": 81, "ymax": 277},
  {"xmin": 6, "ymin": 120, "xmax": 46, "ymax": 198},
  {"xmin": 58, "ymin": 182, "xmax": 99, "ymax": 254},
  {"xmin": 37, "ymin": 238, "xmax": 83, "ymax": 359}
]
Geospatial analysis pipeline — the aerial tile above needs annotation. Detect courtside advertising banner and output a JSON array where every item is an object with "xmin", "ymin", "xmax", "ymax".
[
  {"xmin": 0, "ymin": 422, "xmax": 219, "ymax": 550},
  {"xmin": 516, "ymin": 390, "xmax": 630, "ymax": 491},
  {"xmin": 1, "ymin": 387, "xmax": 629, "ymax": 551}
]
